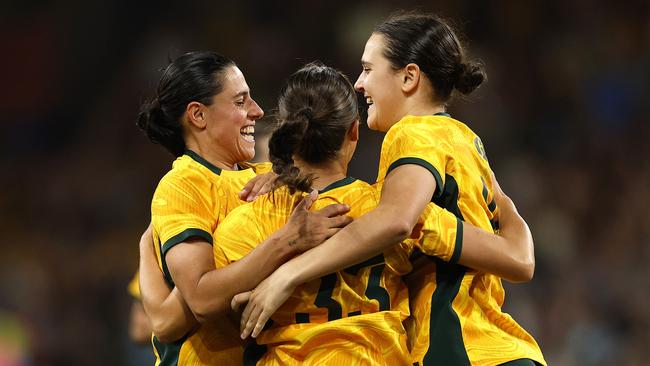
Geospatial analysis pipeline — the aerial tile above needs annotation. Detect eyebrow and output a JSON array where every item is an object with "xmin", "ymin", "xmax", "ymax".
[
  {"xmin": 232, "ymin": 90, "xmax": 249, "ymax": 99},
  {"xmin": 361, "ymin": 60, "xmax": 372, "ymax": 67}
]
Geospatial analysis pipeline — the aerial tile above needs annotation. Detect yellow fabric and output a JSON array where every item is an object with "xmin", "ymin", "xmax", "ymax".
[
  {"xmin": 128, "ymin": 271, "xmax": 141, "ymax": 300},
  {"xmin": 377, "ymin": 115, "xmax": 546, "ymax": 366},
  {"xmin": 215, "ymin": 179, "xmax": 412, "ymax": 365},
  {"xmin": 150, "ymin": 152, "xmax": 271, "ymax": 366}
]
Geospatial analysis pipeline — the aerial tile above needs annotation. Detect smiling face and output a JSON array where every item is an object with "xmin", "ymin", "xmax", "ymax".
[
  {"xmin": 204, "ymin": 65, "xmax": 264, "ymax": 164},
  {"xmin": 354, "ymin": 33, "xmax": 405, "ymax": 132}
]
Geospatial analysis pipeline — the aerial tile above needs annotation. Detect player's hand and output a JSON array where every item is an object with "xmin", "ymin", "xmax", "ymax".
[
  {"xmin": 283, "ymin": 190, "xmax": 352, "ymax": 253},
  {"xmin": 236, "ymin": 266, "xmax": 296, "ymax": 339},
  {"xmin": 239, "ymin": 172, "xmax": 278, "ymax": 202}
]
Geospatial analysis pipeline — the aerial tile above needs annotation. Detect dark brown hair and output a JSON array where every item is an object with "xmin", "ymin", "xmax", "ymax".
[
  {"xmin": 268, "ymin": 62, "xmax": 358, "ymax": 194},
  {"xmin": 136, "ymin": 51, "xmax": 235, "ymax": 156},
  {"xmin": 375, "ymin": 12, "xmax": 486, "ymax": 103}
]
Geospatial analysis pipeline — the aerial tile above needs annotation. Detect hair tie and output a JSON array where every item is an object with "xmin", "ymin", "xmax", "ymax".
[{"xmin": 297, "ymin": 107, "xmax": 313, "ymax": 121}]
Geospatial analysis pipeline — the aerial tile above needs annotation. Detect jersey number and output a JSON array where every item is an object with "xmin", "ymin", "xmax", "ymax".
[{"xmin": 313, "ymin": 255, "xmax": 390, "ymax": 321}]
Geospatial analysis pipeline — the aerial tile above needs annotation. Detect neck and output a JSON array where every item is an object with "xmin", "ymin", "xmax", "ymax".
[
  {"xmin": 185, "ymin": 139, "xmax": 238, "ymax": 171},
  {"xmin": 401, "ymin": 100, "xmax": 446, "ymax": 118},
  {"xmin": 294, "ymin": 157, "xmax": 348, "ymax": 191}
]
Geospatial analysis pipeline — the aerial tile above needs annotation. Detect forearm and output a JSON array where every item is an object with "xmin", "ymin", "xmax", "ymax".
[
  {"xmin": 281, "ymin": 205, "xmax": 409, "ymax": 286},
  {"xmin": 191, "ymin": 230, "xmax": 297, "ymax": 321},
  {"xmin": 458, "ymin": 195, "xmax": 534, "ymax": 282},
  {"xmin": 139, "ymin": 243, "xmax": 197, "ymax": 342}
]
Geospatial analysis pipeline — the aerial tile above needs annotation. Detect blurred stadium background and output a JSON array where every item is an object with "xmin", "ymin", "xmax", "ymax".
[{"xmin": 0, "ymin": 1, "xmax": 648, "ymax": 365}]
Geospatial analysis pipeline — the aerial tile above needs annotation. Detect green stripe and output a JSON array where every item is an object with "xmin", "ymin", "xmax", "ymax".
[
  {"xmin": 423, "ymin": 259, "xmax": 470, "ymax": 365},
  {"xmin": 184, "ymin": 149, "xmax": 222, "ymax": 175},
  {"xmin": 365, "ymin": 264, "xmax": 390, "ymax": 311},
  {"xmin": 423, "ymin": 173, "xmax": 471, "ymax": 365},
  {"xmin": 153, "ymin": 335, "xmax": 183, "ymax": 366},
  {"xmin": 160, "ymin": 228, "xmax": 213, "ymax": 286},
  {"xmin": 449, "ymin": 218, "xmax": 463, "ymax": 265},
  {"xmin": 498, "ymin": 359, "xmax": 540, "ymax": 366},
  {"xmin": 319, "ymin": 176, "xmax": 356, "ymax": 193},
  {"xmin": 387, "ymin": 157, "xmax": 443, "ymax": 200},
  {"xmin": 243, "ymin": 341, "xmax": 267, "ymax": 365}
]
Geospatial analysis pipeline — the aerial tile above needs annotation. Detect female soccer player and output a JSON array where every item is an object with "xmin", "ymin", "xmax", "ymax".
[
  {"xmin": 136, "ymin": 51, "xmax": 351, "ymax": 365},
  {"xmin": 238, "ymin": 13, "xmax": 546, "ymax": 366}
]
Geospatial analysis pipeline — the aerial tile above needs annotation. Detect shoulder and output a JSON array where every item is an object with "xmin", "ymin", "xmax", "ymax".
[{"xmin": 155, "ymin": 156, "xmax": 216, "ymax": 197}]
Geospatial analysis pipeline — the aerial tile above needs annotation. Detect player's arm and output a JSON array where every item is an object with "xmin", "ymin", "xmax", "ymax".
[
  {"xmin": 128, "ymin": 300, "xmax": 153, "ymax": 345},
  {"xmin": 455, "ymin": 174, "xmax": 534, "ymax": 282},
  {"xmin": 166, "ymin": 193, "xmax": 351, "ymax": 324},
  {"xmin": 138, "ymin": 226, "xmax": 197, "ymax": 343},
  {"xmin": 235, "ymin": 164, "xmax": 435, "ymax": 338},
  {"xmin": 236, "ymin": 166, "xmax": 535, "ymax": 337}
]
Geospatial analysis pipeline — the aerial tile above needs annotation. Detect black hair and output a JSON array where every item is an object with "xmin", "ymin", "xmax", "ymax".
[
  {"xmin": 268, "ymin": 62, "xmax": 359, "ymax": 194},
  {"xmin": 375, "ymin": 12, "xmax": 486, "ymax": 103},
  {"xmin": 136, "ymin": 51, "xmax": 236, "ymax": 156}
]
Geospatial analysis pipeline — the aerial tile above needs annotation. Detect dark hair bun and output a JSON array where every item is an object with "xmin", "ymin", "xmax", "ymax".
[
  {"xmin": 136, "ymin": 98, "xmax": 185, "ymax": 157},
  {"xmin": 455, "ymin": 60, "xmax": 486, "ymax": 95}
]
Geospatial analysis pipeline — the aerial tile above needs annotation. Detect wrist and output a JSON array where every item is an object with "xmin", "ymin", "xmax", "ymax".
[{"xmin": 267, "ymin": 228, "xmax": 299, "ymax": 261}]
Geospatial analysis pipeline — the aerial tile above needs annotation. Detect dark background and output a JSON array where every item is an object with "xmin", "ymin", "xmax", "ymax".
[{"xmin": 0, "ymin": 1, "xmax": 648, "ymax": 365}]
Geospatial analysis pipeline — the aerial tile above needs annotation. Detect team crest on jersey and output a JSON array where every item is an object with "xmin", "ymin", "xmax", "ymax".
[{"xmin": 474, "ymin": 136, "xmax": 488, "ymax": 161}]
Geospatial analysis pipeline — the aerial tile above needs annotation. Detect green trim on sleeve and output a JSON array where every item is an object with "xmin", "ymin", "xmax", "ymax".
[
  {"xmin": 160, "ymin": 228, "xmax": 213, "ymax": 286},
  {"xmin": 386, "ymin": 157, "xmax": 443, "ymax": 199},
  {"xmin": 449, "ymin": 218, "xmax": 463, "ymax": 264}
]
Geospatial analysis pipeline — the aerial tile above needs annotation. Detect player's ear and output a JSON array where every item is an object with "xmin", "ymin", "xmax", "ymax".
[
  {"xmin": 186, "ymin": 101, "xmax": 207, "ymax": 129},
  {"xmin": 348, "ymin": 120, "xmax": 359, "ymax": 142},
  {"xmin": 401, "ymin": 63, "xmax": 420, "ymax": 94}
]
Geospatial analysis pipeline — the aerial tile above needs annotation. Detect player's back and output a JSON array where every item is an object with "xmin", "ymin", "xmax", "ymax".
[{"xmin": 216, "ymin": 177, "xmax": 412, "ymax": 366}]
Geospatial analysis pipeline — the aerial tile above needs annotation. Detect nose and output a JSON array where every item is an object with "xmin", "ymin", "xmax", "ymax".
[
  {"xmin": 249, "ymin": 99, "xmax": 264, "ymax": 120},
  {"xmin": 354, "ymin": 73, "xmax": 364, "ymax": 92}
]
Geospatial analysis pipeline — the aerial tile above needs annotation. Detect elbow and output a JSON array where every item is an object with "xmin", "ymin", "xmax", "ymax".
[
  {"xmin": 151, "ymin": 318, "xmax": 180, "ymax": 343},
  {"xmin": 386, "ymin": 219, "xmax": 413, "ymax": 243},
  {"xmin": 508, "ymin": 257, "xmax": 535, "ymax": 283},
  {"xmin": 189, "ymin": 299, "xmax": 227, "ymax": 325}
]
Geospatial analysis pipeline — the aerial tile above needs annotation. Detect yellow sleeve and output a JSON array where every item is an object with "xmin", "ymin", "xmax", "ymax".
[
  {"xmin": 383, "ymin": 121, "xmax": 451, "ymax": 199},
  {"xmin": 127, "ymin": 271, "xmax": 141, "ymax": 300},
  {"xmin": 151, "ymin": 171, "xmax": 216, "ymax": 282},
  {"xmin": 411, "ymin": 204, "xmax": 463, "ymax": 263},
  {"xmin": 213, "ymin": 203, "xmax": 265, "ymax": 265}
]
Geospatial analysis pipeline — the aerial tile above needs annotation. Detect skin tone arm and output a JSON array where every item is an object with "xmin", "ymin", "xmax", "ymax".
[
  {"xmin": 128, "ymin": 299, "xmax": 154, "ymax": 345},
  {"xmin": 139, "ymin": 192, "xmax": 352, "ymax": 342},
  {"xmin": 139, "ymin": 226, "xmax": 197, "ymax": 343},
  {"xmin": 235, "ymin": 165, "xmax": 535, "ymax": 338}
]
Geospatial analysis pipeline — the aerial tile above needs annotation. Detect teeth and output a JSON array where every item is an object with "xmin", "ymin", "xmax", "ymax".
[
  {"xmin": 366, "ymin": 97, "xmax": 373, "ymax": 105},
  {"xmin": 240, "ymin": 126, "xmax": 255, "ymax": 134}
]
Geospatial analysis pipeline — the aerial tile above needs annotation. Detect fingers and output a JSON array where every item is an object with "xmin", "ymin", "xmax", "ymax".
[
  {"xmin": 231, "ymin": 291, "xmax": 251, "ymax": 312},
  {"xmin": 304, "ymin": 189, "xmax": 318, "ymax": 210},
  {"xmin": 251, "ymin": 309, "xmax": 273, "ymax": 338},
  {"xmin": 317, "ymin": 203, "xmax": 351, "ymax": 218},
  {"xmin": 238, "ymin": 176, "xmax": 260, "ymax": 201},
  {"xmin": 327, "ymin": 215, "xmax": 353, "ymax": 228},
  {"xmin": 241, "ymin": 302, "xmax": 263, "ymax": 339},
  {"xmin": 246, "ymin": 174, "xmax": 277, "ymax": 202}
]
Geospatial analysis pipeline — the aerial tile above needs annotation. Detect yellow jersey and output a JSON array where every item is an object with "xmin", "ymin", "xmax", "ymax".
[
  {"xmin": 215, "ymin": 178, "xmax": 413, "ymax": 365},
  {"xmin": 128, "ymin": 271, "xmax": 141, "ymax": 300},
  {"xmin": 150, "ymin": 150, "xmax": 272, "ymax": 366},
  {"xmin": 377, "ymin": 114, "xmax": 546, "ymax": 366}
]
